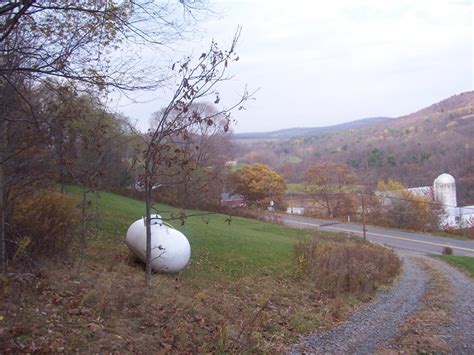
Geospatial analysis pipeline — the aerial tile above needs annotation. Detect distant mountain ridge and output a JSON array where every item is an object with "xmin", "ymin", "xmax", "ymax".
[
  {"xmin": 233, "ymin": 116, "xmax": 394, "ymax": 140},
  {"xmin": 232, "ymin": 91, "xmax": 474, "ymax": 204}
]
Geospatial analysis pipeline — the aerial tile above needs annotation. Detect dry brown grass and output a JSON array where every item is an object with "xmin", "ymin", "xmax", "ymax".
[
  {"xmin": 0, "ymin": 188, "xmax": 403, "ymax": 352},
  {"xmin": 9, "ymin": 190, "xmax": 80, "ymax": 261},
  {"xmin": 0, "ymin": 244, "xmax": 366, "ymax": 353},
  {"xmin": 295, "ymin": 236, "xmax": 402, "ymax": 300}
]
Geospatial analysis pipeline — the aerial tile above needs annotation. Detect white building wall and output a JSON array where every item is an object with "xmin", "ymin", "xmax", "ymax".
[{"xmin": 459, "ymin": 206, "xmax": 474, "ymax": 228}]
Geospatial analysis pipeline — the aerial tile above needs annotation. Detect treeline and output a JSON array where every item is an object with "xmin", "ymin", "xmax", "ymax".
[
  {"xmin": 1, "ymin": 76, "xmax": 237, "ymax": 264},
  {"xmin": 0, "ymin": 1, "xmax": 242, "ymax": 273},
  {"xmin": 295, "ymin": 163, "xmax": 443, "ymax": 232},
  {"xmin": 225, "ymin": 161, "xmax": 453, "ymax": 234},
  {"xmin": 235, "ymin": 92, "xmax": 474, "ymax": 205}
]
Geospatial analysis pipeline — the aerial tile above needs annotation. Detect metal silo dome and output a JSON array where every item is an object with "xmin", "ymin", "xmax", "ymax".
[{"xmin": 434, "ymin": 173, "xmax": 455, "ymax": 185}]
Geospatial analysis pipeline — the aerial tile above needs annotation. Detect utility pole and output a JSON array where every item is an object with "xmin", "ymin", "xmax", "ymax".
[{"xmin": 361, "ymin": 192, "xmax": 367, "ymax": 241}]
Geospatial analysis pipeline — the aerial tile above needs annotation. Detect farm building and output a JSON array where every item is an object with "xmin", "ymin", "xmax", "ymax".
[{"xmin": 381, "ymin": 173, "xmax": 474, "ymax": 229}]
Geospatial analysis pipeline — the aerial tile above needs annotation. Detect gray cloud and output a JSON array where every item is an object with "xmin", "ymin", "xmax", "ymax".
[{"xmin": 114, "ymin": 0, "xmax": 473, "ymax": 133}]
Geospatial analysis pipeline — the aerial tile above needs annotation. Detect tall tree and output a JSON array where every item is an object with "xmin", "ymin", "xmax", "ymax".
[
  {"xmin": 150, "ymin": 102, "xmax": 235, "ymax": 209},
  {"xmin": 0, "ymin": 1, "xmax": 204, "ymax": 91},
  {"xmin": 304, "ymin": 162, "xmax": 356, "ymax": 218},
  {"xmin": 234, "ymin": 164, "xmax": 287, "ymax": 207},
  {"xmin": 0, "ymin": 0, "xmax": 208, "ymax": 272},
  {"xmin": 137, "ymin": 29, "xmax": 250, "ymax": 287}
]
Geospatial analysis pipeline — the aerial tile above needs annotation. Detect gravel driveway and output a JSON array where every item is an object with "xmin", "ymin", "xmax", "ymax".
[
  {"xmin": 290, "ymin": 251, "xmax": 474, "ymax": 354},
  {"xmin": 429, "ymin": 258, "xmax": 474, "ymax": 353}
]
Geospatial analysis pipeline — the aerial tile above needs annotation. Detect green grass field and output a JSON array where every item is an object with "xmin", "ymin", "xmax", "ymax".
[
  {"xmin": 229, "ymin": 162, "xmax": 249, "ymax": 172},
  {"xmin": 66, "ymin": 185, "xmax": 316, "ymax": 281},
  {"xmin": 0, "ymin": 186, "xmax": 403, "ymax": 353},
  {"xmin": 440, "ymin": 255, "xmax": 474, "ymax": 277}
]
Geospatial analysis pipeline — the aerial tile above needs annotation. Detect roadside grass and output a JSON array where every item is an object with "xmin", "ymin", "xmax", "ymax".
[
  {"xmin": 0, "ymin": 186, "xmax": 402, "ymax": 352},
  {"xmin": 439, "ymin": 255, "xmax": 474, "ymax": 277}
]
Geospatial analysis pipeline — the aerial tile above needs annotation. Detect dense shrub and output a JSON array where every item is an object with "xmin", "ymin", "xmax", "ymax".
[
  {"xmin": 295, "ymin": 236, "xmax": 401, "ymax": 299},
  {"xmin": 442, "ymin": 246, "xmax": 453, "ymax": 255},
  {"xmin": 9, "ymin": 190, "xmax": 79, "ymax": 260}
]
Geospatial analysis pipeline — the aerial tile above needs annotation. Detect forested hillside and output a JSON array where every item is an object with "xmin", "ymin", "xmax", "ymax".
[{"xmin": 234, "ymin": 92, "xmax": 474, "ymax": 205}]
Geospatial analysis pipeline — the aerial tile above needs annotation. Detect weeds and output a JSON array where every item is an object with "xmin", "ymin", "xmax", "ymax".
[
  {"xmin": 0, "ymin": 255, "xmax": 362, "ymax": 353},
  {"xmin": 0, "ymin": 189, "xmax": 404, "ymax": 352},
  {"xmin": 442, "ymin": 246, "xmax": 453, "ymax": 255},
  {"xmin": 295, "ymin": 236, "xmax": 402, "ymax": 300},
  {"xmin": 9, "ymin": 190, "xmax": 80, "ymax": 262}
]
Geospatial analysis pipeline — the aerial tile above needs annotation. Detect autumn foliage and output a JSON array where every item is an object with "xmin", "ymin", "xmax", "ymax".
[
  {"xmin": 304, "ymin": 162, "xmax": 356, "ymax": 218},
  {"xmin": 234, "ymin": 164, "xmax": 287, "ymax": 208},
  {"xmin": 10, "ymin": 190, "xmax": 79, "ymax": 260},
  {"xmin": 369, "ymin": 179, "xmax": 442, "ymax": 231}
]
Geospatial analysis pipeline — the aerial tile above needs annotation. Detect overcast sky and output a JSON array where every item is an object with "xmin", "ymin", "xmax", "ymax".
[{"xmin": 113, "ymin": 0, "xmax": 473, "ymax": 133}]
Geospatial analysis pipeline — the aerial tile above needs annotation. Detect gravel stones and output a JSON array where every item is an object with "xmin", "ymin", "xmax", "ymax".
[
  {"xmin": 428, "ymin": 258, "xmax": 474, "ymax": 354},
  {"xmin": 291, "ymin": 251, "xmax": 474, "ymax": 354},
  {"xmin": 291, "ymin": 254, "xmax": 428, "ymax": 354}
]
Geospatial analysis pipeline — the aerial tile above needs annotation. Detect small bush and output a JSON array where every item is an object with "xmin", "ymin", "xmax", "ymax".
[
  {"xmin": 10, "ymin": 189, "xmax": 79, "ymax": 259},
  {"xmin": 442, "ymin": 246, "xmax": 453, "ymax": 255},
  {"xmin": 295, "ymin": 237, "xmax": 401, "ymax": 299}
]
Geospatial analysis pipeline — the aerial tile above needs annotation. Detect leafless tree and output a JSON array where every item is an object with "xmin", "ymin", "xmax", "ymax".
[
  {"xmin": 0, "ymin": 0, "xmax": 208, "ymax": 272},
  {"xmin": 135, "ymin": 28, "xmax": 251, "ymax": 287},
  {"xmin": 150, "ymin": 102, "xmax": 235, "ymax": 209}
]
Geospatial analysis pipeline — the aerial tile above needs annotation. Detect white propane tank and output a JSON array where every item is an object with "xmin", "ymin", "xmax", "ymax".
[{"xmin": 125, "ymin": 214, "xmax": 191, "ymax": 273}]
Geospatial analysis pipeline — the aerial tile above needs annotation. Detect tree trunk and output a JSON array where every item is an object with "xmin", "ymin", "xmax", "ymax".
[
  {"xmin": 0, "ymin": 118, "xmax": 6, "ymax": 273},
  {"xmin": 144, "ymin": 166, "xmax": 152, "ymax": 288},
  {"xmin": 81, "ymin": 191, "xmax": 88, "ymax": 251},
  {"xmin": 76, "ymin": 190, "xmax": 88, "ymax": 271}
]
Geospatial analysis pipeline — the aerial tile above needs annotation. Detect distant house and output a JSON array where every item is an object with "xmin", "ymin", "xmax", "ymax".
[
  {"xmin": 128, "ymin": 181, "xmax": 145, "ymax": 191},
  {"xmin": 407, "ymin": 186, "xmax": 433, "ymax": 199},
  {"xmin": 286, "ymin": 206, "xmax": 305, "ymax": 215},
  {"xmin": 220, "ymin": 192, "xmax": 246, "ymax": 208},
  {"xmin": 225, "ymin": 160, "xmax": 237, "ymax": 167}
]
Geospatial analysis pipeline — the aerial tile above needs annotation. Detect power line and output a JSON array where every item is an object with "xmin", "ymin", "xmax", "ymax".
[{"xmin": 284, "ymin": 190, "xmax": 474, "ymax": 212}]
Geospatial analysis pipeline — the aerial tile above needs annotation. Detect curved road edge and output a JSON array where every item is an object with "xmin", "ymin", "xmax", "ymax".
[{"xmin": 279, "ymin": 214, "xmax": 474, "ymax": 256}]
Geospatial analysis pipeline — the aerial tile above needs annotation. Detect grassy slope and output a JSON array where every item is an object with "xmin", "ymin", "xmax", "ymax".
[
  {"xmin": 66, "ymin": 185, "xmax": 313, "ymax": 280},
  {"xmin": 0, "ymin": 187, "xmax": 401, "ymax": 353},
  {"xmin": 440, "ymin": 255, "xmax": 474, "ymax": 277},
  {"xmin": 230, "ymin": 162, "xmax": 248, "ymax": 172}
]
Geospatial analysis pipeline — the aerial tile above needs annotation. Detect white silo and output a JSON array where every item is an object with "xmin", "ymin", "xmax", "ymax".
[{"xmin": 433, "ymin": 173, "xmax": 457, "ymax": 208}]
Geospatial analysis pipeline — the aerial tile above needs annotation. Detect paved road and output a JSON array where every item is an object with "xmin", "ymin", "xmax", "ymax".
[{"xmin": 280, "ymin": 214, "xmax": 474, "ymax": 256}]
